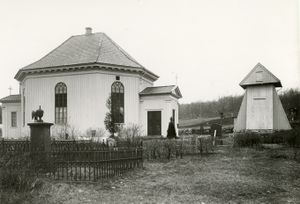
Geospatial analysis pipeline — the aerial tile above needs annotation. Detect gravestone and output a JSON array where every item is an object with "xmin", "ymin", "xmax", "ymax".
[{"xmin": 210, "ymin": 123, "xmax": 222, "ymax": 137}]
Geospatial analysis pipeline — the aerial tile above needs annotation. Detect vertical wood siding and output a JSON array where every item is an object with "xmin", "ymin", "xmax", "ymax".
[
  {"xmin": 139, "ymin": 95, "xmax": 179, "ymax": 136},
  {"xmin": 2, "ymin": 103, "xmax": 21, "ymax": 138},
  {"xmin": 273, "ymin": 88, "xmax": 292, "ymax": 130},
  {"xmin": 246, "ymin": 85, "xmax": 273, "ymax": 129},
  {"xmin": 21, "ymin": 71, "xmax": 145, "ymax": 135},
  {"xmin": 234, "ymin": 93, "xmax": 247, "ymax": 131}
]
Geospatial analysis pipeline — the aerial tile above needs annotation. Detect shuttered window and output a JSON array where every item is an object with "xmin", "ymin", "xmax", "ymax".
[
  {"xmin": 111, "ymin": 81, "xmax": 124, "ymax": 124},
  {"xmin": 55, "ymin": 82, "xmax": 67, "ymax": 124}
]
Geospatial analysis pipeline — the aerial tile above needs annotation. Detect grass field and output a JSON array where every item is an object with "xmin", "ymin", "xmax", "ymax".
[{"xmin": 1, "ymin": 144, "xmax": 300, "ymax": 203}]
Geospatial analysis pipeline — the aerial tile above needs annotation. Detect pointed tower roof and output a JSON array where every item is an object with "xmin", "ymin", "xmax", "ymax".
[{"xmin": 239, "ymin": 63, "xmax": 282, "ymax": 89}]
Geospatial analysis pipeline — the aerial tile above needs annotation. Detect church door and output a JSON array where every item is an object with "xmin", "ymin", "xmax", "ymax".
[{"xmin": 147, "ymin": 111, "xmax": 161, "ymax": 136}]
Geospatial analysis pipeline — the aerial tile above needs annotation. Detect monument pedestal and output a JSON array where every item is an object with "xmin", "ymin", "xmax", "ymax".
[
  {"xmin": 28, "ymin": 122, "xmax": 53, "ymax": 171},
  {"xmin": 28, "ymin": 122, "xmax": 53, "ymax": 152}
]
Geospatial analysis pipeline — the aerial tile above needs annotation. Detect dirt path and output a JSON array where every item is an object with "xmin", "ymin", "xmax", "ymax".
[{"xmin": 3, "ymin": 146, "xmax": 300, "ymax": 204}]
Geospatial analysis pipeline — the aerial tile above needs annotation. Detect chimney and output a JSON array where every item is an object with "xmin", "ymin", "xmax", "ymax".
[{"xmin": 85, "ymin": 27, "xmax": 92, "ymax": 35}]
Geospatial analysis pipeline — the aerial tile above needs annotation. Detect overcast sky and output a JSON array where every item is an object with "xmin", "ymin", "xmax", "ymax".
[{"xmin": 0, "ymin": 0, "xmax": 299, "ymax": 103}]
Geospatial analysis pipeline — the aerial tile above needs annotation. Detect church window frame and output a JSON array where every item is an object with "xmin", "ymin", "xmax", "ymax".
[
  {"xmin": 11, "ymin": 112, "xmax": 17, "ymax": 128},
  {"xmin": 55, "ymin": 82, "xmax": 67, "ymax": 125},
  {"xmin": 111, "ymin": 81, "xmax": 124, "ymax": 124}
]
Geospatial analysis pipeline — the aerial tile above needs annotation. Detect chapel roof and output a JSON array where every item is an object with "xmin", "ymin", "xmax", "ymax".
[
  {"xmin": 239, "ymin": 63, "xmax": 282, "ymax": 89},
  {"xmin": 139, "ymin": 85, "xmax": 182, "ymax": 99},
  {"xmin": 0, "ymin": 94, "xmax": 21, "ymax": 103},
  {"xmin": 15, "ymin": 28, "xmax": 159, "ymax": 82}
]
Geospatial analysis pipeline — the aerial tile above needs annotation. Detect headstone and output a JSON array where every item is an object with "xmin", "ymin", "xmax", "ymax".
[{"xmin": 210, "ymin": 123, "xmax": 222, "ymax": 137}]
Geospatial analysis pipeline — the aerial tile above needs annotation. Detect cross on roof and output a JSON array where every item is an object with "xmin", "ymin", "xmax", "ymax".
[{"xmin": 8, "ymin": 86, "xmax": 12, "ymax": 95}]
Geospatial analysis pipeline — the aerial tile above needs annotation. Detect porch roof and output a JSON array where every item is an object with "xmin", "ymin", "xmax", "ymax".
[{"xmin": 0, "ymin": 94, "xmax": 21, "ymax": 103}]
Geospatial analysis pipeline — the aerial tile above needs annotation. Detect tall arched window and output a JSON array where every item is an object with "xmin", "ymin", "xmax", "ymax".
[
  {"xmin": 55, "ymin": 82, "xmax": 67, "ymax": 124},
  {"xmin": 111, "ymin": 81, "xmax": 124, "ymax": 123}
]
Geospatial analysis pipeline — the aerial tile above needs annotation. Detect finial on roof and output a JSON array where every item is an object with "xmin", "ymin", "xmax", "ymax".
[
  {"xmin": 8, "ymin": 86, "xmax": 12, "ymax": 95},
  {"xmin": 85, "ymin": 27, "xmax": 92, "ymax": 35}
]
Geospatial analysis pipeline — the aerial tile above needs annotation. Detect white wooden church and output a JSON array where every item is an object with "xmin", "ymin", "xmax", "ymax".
[{"xmin": 0, "ymin": 28, "xmax": 182, "ymax": 138}]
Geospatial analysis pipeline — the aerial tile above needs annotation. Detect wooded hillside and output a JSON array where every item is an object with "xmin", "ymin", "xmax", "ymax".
[{"xmin": 179, "ymin": 88, "xmax": 300, "ymax": 121}]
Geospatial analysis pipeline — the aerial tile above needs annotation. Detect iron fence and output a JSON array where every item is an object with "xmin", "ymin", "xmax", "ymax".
[{"xmin": 0, "ymin": 139, "xmax": 143, "ymax": 182}]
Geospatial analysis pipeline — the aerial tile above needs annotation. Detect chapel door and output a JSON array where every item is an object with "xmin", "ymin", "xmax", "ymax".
[{"xmin": 147, "ymin": 111, "xmax": 161, "ymax": 136}]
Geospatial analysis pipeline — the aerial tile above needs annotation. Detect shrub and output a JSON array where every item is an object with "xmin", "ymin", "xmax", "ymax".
[
  {"xmin": 0, "ymin": 153, "xmax": 40, "ymax": 192},
  {"xmin": 233, "ymin": 132, "xmax": 262, "ymax": 147},
  {"xmin": 234, "ymin": 128, "xmax": 300, "ymax": 148},
  {"xmin": 85, "ymin": 128, "xmax": 107, "ymax": 142},
  {"xmin": 51, "ymin": 123, "xmax": 80, "ymax": 140},
  {"xmin": 115, "ymin": 124, "xmax": 143, "ymax": 147},
  {"xmin": 118, "ymin": 123, "xmax": 142, "ymax": 139},
  {"xmin": 143, "ymin": 135, "xmax": 213, "ymax": 160}
]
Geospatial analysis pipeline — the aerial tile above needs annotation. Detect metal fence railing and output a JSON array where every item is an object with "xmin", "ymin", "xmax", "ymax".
[{"xmin": 0, "ymin": 139, "xmax": 143, "ymax": 182}]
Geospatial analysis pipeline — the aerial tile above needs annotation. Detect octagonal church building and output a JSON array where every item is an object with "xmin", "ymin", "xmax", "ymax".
[{"xmin": 0, "ymin": 28, "xmax": 182, "ymax": 138}]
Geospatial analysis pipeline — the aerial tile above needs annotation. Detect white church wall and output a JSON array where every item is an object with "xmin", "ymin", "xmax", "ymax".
[
  {"xmin": 21, "ymin": 70, "xmax": 148, "ymax": 136},
  {"xmin": 139, "ymin": 77, "xmax": 153, "ymax": 92},
  {"xmin": 139, "ymin": 95, "xmax": 179, "ymax": 137},
  {"xmin": 1, "ymin": 102, "xmax": 21, "ymax": 138}
]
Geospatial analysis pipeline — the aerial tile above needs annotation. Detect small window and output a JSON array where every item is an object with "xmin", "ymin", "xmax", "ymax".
[
  {"xmin": 11, "ymin": 112, "xmax": 17, "ymax": 127},
  {"xmin": 116, "ymin": 76, "xmax": 120, "ymax": 80}
]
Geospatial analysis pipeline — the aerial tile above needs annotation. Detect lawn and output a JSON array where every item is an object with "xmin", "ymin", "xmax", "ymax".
[{"xmin": 1, "ymin": 145, "xmax": 300, "ymax": 203}]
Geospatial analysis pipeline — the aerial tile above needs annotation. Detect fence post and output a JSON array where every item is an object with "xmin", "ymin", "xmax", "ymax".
[
  {"xmin": 180, "ymin": 138, "xmax": 183, "ymax": 159},
  {"xmin": 1, "ymin": 138, "xmax": 4, "ymax": 152}
]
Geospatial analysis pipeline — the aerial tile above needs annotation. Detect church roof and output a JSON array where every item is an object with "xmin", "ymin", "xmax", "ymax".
[
  {"xmin": 15, "ymin": 28, "xmax": 159, "ymax": 82},
  {"xmin": 239, "ymin": 63, "xmax": 282, "ymax": 89},
  {"xmin": 0, "ymin": 94, "xmax": 21, "ymax": 103},
  {"xmin": 23, "ymin": 32, "xmax": 142, "ymax": 69},
  {"xmin": 139, "ymin": 85, "xmax": 182, "ymax": 99}
]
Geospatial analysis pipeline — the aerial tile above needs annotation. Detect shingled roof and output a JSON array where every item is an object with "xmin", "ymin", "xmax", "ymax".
[
  {"xmin": 0, "ymin": 95, "xmax": 21, "ymax": 103},
  {"xmin": 139, "ymin": 85, "xmax": 182, "ymax": 99},
  {"xmin": 239, "ymin": 63, "xmax": 282, "ymax": 89},
  {"xmin": 23, "ymin": 32, "xmax": 142, "ymax": 70},
  {"xmin": 15, "ymin": 28, "xmax": 159, "ymax": 81}
]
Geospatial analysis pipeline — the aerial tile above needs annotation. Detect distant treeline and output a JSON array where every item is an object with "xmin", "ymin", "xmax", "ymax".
[{"xmin": 179, "ymin": 88, "xmax": 300, "ymax": 120}]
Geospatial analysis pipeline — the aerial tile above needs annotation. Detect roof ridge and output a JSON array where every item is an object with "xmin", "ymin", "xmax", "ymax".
[
  {"xmin": 258, "ymin": 63, "xmax": 281, "ymax": 82},
  {"xmin": 102, "ymin": 33, "xmax": 143, "ymax": 68},
  {"xmin": 6, "ymin": 94, "xmax": 20, "ymax": 96},
  {"xmin": 95, "ymin": 34, "xmax": 104, "ymax": 63},
  {"xmin": 149, "ymin": 85, "xmax": 176, "ymax": 88},
  {"xmin": 71, "ymin": 32, "xmax": 105, "ymax": 37}
]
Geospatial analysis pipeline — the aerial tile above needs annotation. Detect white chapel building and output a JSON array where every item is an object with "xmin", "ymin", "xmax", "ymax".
[{"xmin": 0, "ymin": 28, "xmax": 182, "ymax": 138}]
